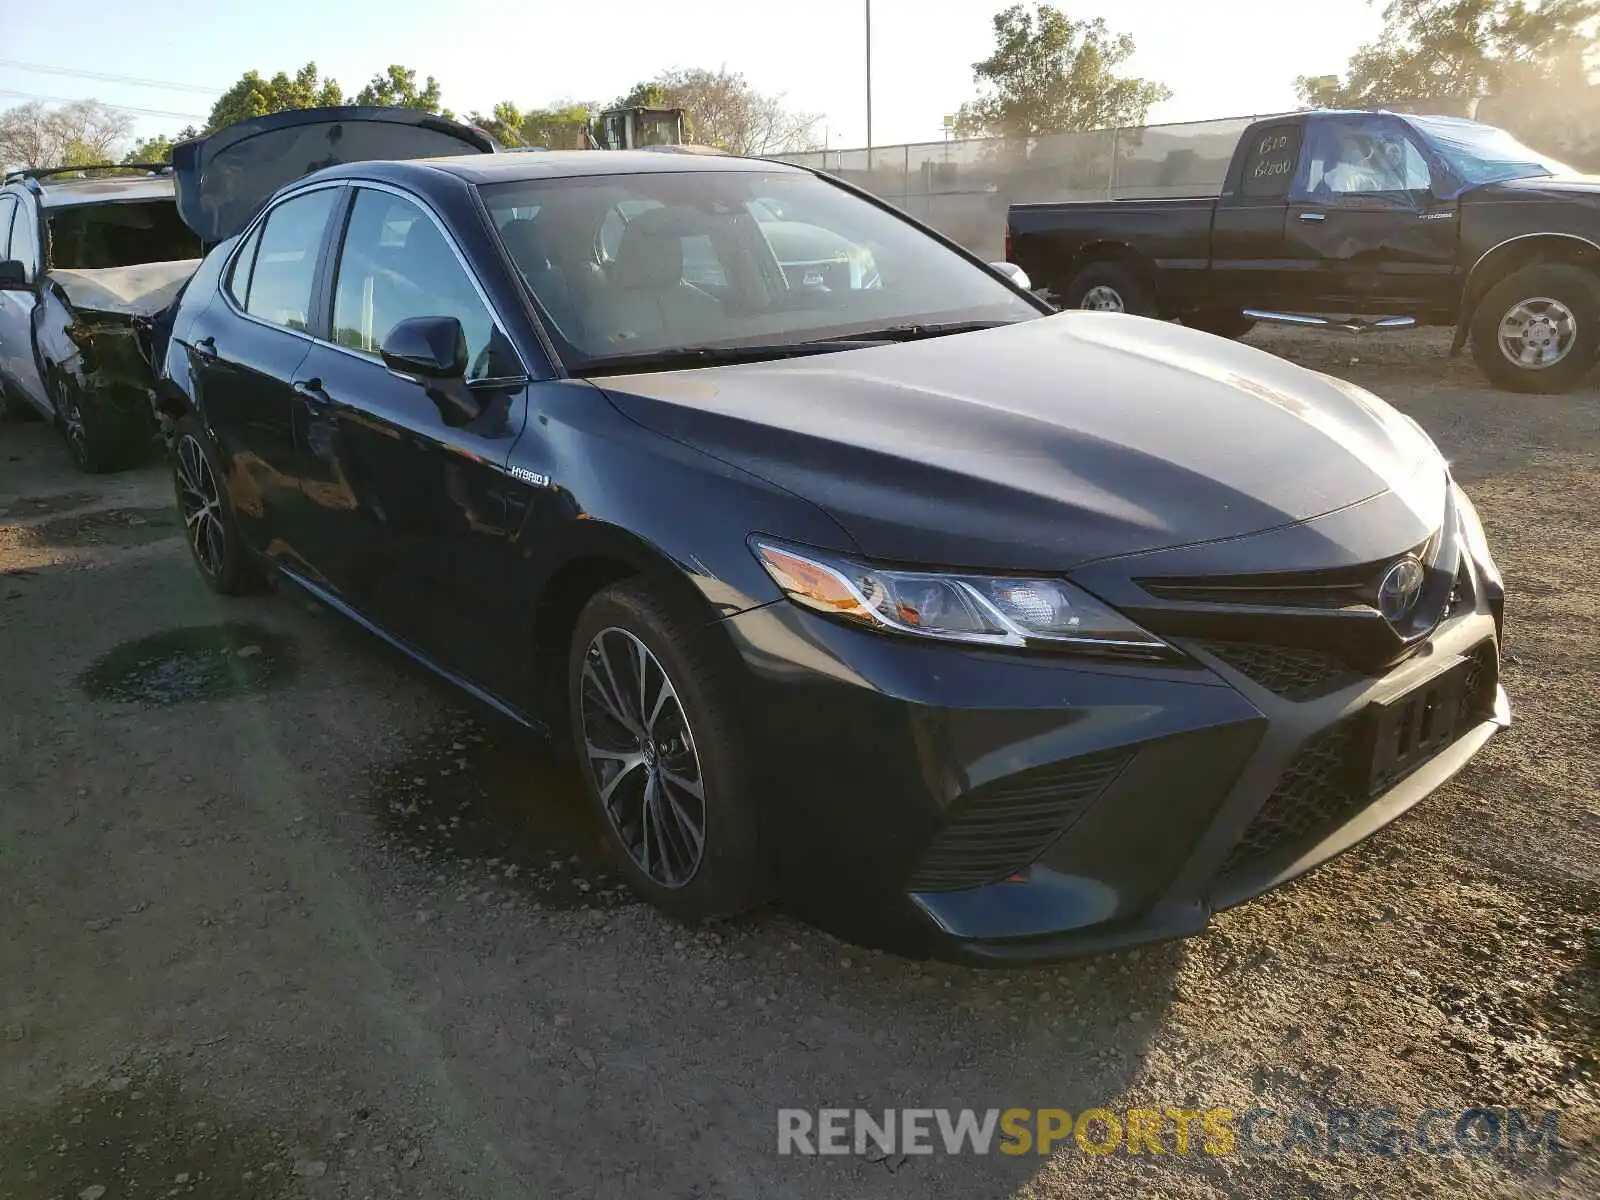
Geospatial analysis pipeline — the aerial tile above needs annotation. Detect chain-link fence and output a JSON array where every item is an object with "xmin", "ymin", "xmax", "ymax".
[{"xmin": 773, "ymin": 103, "xmax": 1480, "ymax": 260}]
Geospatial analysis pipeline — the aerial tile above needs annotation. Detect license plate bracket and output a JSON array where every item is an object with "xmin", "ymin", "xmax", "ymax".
[{"xmin": 1365, "ymin": 657, "xmax": 1470, "ymax": 795}]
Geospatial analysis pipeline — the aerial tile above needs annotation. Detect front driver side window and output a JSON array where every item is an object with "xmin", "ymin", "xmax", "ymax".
[
  {"xmin": 332, "ymin": 189, "xmax": 505, "ymax": 380},
  {"xmin": 1301, "ymin": 119, "xmax": 1432, "ymax": 201},
  {"xmin": 242, "ymin": 188, "xmax": 338, "ymax": 332},
  {"xmin": 8, "ymin": 199, "xmax": 39, "ymax": 281}
]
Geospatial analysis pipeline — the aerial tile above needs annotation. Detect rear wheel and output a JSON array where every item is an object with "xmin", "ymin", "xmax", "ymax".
[
  {"xmin": 568, "ymin": 580, "xmax": 765, "ymax": 923},
  {"xmin": 171, "ymin": 413, "xmax": 265, "ymax": 595},
  {"xmin": 1470, "ymin": 264, "xmax": 1600, "ymax": 394},
  {"xmin": 1184, "ymin": 309, "xmax": 1257, "ymax": 340},
  {"xmin": 1063, "ymin": 260, "xmax": 1155, "ymax": 317}
]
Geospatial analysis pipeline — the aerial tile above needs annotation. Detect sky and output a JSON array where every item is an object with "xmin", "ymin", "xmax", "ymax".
[{"xmin": 0, "ymin": 0, "xmax": 1388, "ymax": 150}]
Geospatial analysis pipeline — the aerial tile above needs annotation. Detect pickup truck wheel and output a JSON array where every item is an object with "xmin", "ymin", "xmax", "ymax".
[
  {"xmin": 1185, "ymin": 310, "xmax": 1257, "ymax": 340},
  {"xmin": 1470, "ymin": 265, "xmax": 1600, "ymax": 394},
  {"xmin": 1064, "ymin": 262, "xmax": 1154, "ymax": 317}
]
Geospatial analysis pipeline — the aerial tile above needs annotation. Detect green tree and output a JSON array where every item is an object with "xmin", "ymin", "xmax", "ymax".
[
  {"xmin": 467, "ymin": 101, "xmax": 528, "ymax": 147},
  {"xmin": 206, "ymin": 62, "xmax": 345, "ymax": 132},
  {"xmin": 614, "ymin": 81, "xmax": 669, "ymax": 109},
  {"xmin": 1295, "ymin": 0, "xmax": 1599, "ymax": 108},
  {"xmin": 354, "ymin": 65, "xmax": 450, "ymax": 117},
  {"xmin": 952, "ymin": 4, "xmax": 1172, "ymax": 137},
  {"xmin": 521, "ymin": 102, "xmax": 595, "ymax": 149},
  {"xmin": 121, "ymin": 126, "xmax": 198, "ymax": 166}
]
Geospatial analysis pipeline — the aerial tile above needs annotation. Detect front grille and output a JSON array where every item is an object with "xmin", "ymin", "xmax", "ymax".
[
  {"xmin": 1203, "ymin": 642, "xmax": 1362, "ymax": 701},
  {"xmin": 1219, "ymin": 640, "xmax": 1498, "ymax": 880},
  {"xmin": 908, "ymin": 750, "xmax": 1131, "ymax": 892},
  {"xmin": 1457, "ymin": 642, "xmax": 1499, "ymax": 726},
  {"xmin": 1219, "ymin": 721, "xmax": 1365, "ymax": 877}
]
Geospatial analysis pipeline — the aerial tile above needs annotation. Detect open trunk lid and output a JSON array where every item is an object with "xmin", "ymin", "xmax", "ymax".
[{"xmin": 171, "ymin": 106, "xmax": 497, "ymax": 246}]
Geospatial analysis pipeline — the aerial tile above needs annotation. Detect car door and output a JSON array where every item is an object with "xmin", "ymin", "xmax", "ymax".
[
  {"xmin": 292, "ymin": 184, "xmax": 530, "ymax": 697},
  {"xmin": 1283, "ymin": 115, "xmax": 1459, "ymax": 316},
  {"xmin": 1206, "ymin": 120, "xmax": 1304, "ymax": 312},
  {"xmin": 183, "ymin": 184, "xmax": 342, "ymax": 572},
  {"xmin": 0, "ymin": 192, "xmax": 51, "ymax": 413}
]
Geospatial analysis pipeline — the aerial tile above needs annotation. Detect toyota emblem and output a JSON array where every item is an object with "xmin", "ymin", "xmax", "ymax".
[{"xmin": 1377, "ymin": 555, "xmax": 1426, "ymax": 624}]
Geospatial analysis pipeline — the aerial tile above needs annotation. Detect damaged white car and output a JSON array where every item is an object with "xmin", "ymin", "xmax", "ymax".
[{"xmin": 0, "ymin": 107, "xmax": 495, "ymax": 472}]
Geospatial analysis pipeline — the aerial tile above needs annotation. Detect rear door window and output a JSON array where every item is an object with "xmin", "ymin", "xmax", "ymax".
[
  {"xmin": 242, "ymin": 187, "xmax": 339, "ymax": 332},
  {"xmin": 0, "ymin": 196, "xmax": 15, "ymax": 259},
  {"xmin": 1239, "ymin": 125, "xmax": 1302, "ymax": 199}
]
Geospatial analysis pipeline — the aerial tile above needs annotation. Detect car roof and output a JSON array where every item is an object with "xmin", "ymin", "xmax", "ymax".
[
  {"xmin": 305, "ymin": 149, "xmax": 806, "ymax": 190},
  {"xmin": 11, "ymin": 174, "xmax": 176, "ymax": 209}
]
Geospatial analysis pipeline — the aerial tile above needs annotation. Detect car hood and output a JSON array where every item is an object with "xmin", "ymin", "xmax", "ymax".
[
  {"xmin": 596, "ymin": 312, "xmax": 1448, "ymax": 571},
  {"xmin": 1465, "ymin": 174, "xmax": 1600, "ymax": 202}
]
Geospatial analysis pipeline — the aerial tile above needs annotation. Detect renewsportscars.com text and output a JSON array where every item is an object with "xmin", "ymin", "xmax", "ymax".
[{"xmin": 776, "ymin": 1106, "xmax": 1564, "ymax": 1159}]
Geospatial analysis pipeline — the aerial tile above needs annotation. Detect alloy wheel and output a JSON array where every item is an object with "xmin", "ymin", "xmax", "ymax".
[
  {"xmin": 175, "ymin": 434, "xmax": 227, "ymax": 578},
  {"xmin": 57, "ymin": 383, "xmax": 90, "ymax": 468},
  {"xmin": 579, "ymin": 626, "xmax": 707, "ymax": 888},
  {"xmin": 1497, "ymin": 296, "xmax": 1577, "ymax": 369},
  {"xmin": 1080, "ymin": 284, "xmax": 1126, "ymax": 312}
]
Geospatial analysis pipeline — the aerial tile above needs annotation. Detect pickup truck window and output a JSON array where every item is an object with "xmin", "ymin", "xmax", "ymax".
[
  {"xmin": 1293, "ymin": 116, "xmax": 1431, "ymax": 206},
  {"xmin": 1239, "ymin": 125, "xmax": 1302, "ymax": 199}
]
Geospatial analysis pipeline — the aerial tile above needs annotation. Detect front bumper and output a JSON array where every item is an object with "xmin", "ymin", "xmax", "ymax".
[{"xmin": 720, "ymin": 530, "xmax": 1507, "ymax": 966}]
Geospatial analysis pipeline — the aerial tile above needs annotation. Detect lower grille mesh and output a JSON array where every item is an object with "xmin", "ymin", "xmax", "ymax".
[
  {"xmin": 1219, "ymin": 721, "xmax": 1365, "ymax": 877},
  {"xmin": 1204, "ymin": 642, "xmax": 1361, "ymax": 701},
  {"xmin": 908, "ymin": 749, "xmax": 1131, "ymax": 892}
]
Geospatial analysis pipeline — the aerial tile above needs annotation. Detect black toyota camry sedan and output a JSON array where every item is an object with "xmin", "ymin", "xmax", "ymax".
[{"xmin": 153, "ymin": 139, "xmax": 1509, "ymax": 964}]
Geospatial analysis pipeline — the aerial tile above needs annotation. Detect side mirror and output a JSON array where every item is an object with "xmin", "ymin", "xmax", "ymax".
[
  {"xmin": 379, "ymin": 315, "xmax": 481, "ymax": 424},
  {"xmin": 380, "ymin": 315, "xmax": 468, "ymax": 379},
  {"xmin": 0, "ymin": 260, "xmax": 29, "ymax": 290},
  {"xmin": 989, "ymin": 261, "xmax": 1031, "ymax": 290}
]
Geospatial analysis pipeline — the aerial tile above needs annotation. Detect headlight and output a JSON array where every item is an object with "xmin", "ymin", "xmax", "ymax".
[{"xmin": 751, "ymin": 538, "xmax": 1168, "ymax": 655}]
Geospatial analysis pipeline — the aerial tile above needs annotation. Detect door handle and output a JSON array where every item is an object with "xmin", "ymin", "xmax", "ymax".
[
  {"xmin": 293, "ymin": 378, "xmax": 332, "ymax": 406},
  {"xmin": 1298, "ymin": 211, "xmax": 1326, "ymax": 222},
  {"xmin": 192, "ymin": 336, "xmax": 217, "ymax": 359}
]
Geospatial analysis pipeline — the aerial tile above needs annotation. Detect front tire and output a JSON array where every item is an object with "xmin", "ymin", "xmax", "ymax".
[
  {"xmin": 568, "ymin": 580, "xmax": 765, "ymax": 923},
  {"xmin": 1063, "ymin": 260, "xmax": 1155, "ymax": 316},
  {"xmin": 1470, "ymin": 264, "xmax": 1600, "ymax": 394},
  {"xmin": 170, "ymin": 414, "xmax": 265, "ymax": 595},
  {"xmin": 49, "ymin": 369, "xmax": 148, "ymax": 474}
]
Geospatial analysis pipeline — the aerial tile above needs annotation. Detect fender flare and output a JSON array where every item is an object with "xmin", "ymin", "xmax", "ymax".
[{"xmin": 1452, "ymin": 231, "xmax": 1600, "ymax": 353}]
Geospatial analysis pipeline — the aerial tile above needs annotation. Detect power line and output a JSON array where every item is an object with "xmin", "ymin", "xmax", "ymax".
[
  {"xmin": 0, "ymin": 58, "xmax": 222, "ymax": 96},
  {"xmin": 0, "ymin": 88, "xmax": 208, "ymax": 122}
]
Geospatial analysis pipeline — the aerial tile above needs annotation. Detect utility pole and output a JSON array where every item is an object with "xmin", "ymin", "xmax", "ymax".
[{"xmin": 865, "ymin": 0, "xmax": 873, "ymax": 152}]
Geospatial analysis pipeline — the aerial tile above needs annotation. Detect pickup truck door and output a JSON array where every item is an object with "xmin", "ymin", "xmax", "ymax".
[
  {"xmin": 1281, "ymin": 115, "xmax": 1459, "ymax": 317},
  {"xmin": 1207, "ymin": 120, "xmax": 1304, "ymax": 310}
]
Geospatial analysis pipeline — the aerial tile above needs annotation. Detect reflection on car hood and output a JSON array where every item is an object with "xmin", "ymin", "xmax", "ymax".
[{"xmin": 597, "ymin": 312, "xmax": 1447, "ymax": 570}]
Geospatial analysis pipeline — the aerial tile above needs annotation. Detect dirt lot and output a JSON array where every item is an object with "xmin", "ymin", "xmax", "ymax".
[{"xmin": 1, "ymin": 326, "xmax": 1596, "ymax": 1199}]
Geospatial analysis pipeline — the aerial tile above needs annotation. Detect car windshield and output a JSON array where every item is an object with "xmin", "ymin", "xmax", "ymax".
[
  {"xmin": 1408, "ymin": 115, "xmax": 1579, "ymax": 189},
  {"xmin": 478, "ymin": 169, "xmax": 1040, "ymax": 372}
]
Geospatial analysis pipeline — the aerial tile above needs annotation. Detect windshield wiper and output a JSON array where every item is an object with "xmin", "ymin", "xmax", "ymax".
[
  {"xmin": 569, "ymin": 341, "xmax": 849, "ymax": 376},
  {"xmin": 804, "ymin": 319, "xmax": 1018, "ymax": 345}
]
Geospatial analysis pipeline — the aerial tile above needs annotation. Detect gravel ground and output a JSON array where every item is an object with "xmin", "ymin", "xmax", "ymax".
[{"xmin": 0, "ymin": 325, "xmax": 1596, "ymax": 1199}]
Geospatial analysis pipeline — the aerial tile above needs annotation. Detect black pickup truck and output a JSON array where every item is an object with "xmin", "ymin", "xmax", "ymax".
[{"xmin": 1006, "ymin": 108, "xmax": 1600, "ymax": 392}]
